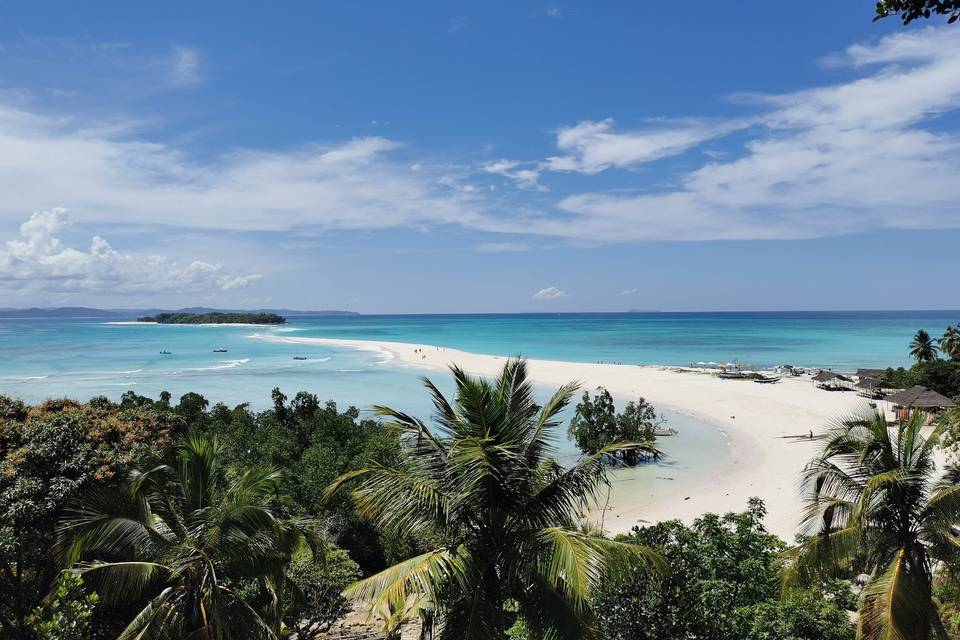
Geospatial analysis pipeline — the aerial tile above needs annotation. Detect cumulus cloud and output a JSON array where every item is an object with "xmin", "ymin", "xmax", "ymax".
[
  {"xmin": 0, "ymin": 209, "xmax": 260, "ymax": 294},
  {"xmin": 532, "ymin": 286, "xmax": 569, "ymax": 300},
  {"xmin": 620, "ymin": 288, "xmax": 639, "ymax": 296}
]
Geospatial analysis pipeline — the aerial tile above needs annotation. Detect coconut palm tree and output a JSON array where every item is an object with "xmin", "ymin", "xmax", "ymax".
[
  {"xmin": 782, "ymin": 411, "xmax": 960, "ymax": 640},
  {"xmin": 326, "ymin": 360, "xmax": 663, "ymax": 640},
  {"xmin": 57, "ymin": 432, "xmax": 321, "ymax": 640},
  {"xmin": 910, "ymin": 329, "xmax": 939, "ymax": 363},
  {"xmin": 940, "ymin": 325, "xmax": 960, "ymax": 361}
]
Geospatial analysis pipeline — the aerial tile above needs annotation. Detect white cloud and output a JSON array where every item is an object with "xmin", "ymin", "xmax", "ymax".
[
  {"xmin": 0, "ymin": 104, "xmax": 488, "ymax": 234},
  {"xmin": 620, "ymin": 288, "xmax": 639, "ymax": 296},
  {"xmin": 168, "ymin": 46, "xmax": 201, "ymax": 86},
  {"xmin": 544, "ymin": 118, "xmax": 739, "ymax": 174},
  {"xmin": 482, "ymin": 159, "xmax": 544, "ymax": 190},
  {"xmin": 475, "ymin": 242, "xmax": 528, "ymax": 252},
  {"xmin": 0, "ymin": 209, "xmax": 260, "ymax": 294},
  {"xmin": 1, "ymin": 28, "xmax": 960, "ymax": 250},
  {"xmin": 532, "ymin": 286, "xmax": 569, "ymax": 300},
  {"xmin": 548, "ymin": 28, "xmax": 960, "ymax": 241}
]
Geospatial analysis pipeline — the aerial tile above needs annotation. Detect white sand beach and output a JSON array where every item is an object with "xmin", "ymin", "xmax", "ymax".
[{"xmin": 260, "ymin": 335, "xmax": 873, "ymax": 540}]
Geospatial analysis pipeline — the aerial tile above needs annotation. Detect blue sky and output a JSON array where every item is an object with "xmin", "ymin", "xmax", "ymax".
[{"xmin": 0, "ymin": 2, "xmax": 958, "ymax": 312}]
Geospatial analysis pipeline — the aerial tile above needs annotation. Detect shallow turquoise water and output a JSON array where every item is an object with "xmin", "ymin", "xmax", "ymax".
[{"xmin": 2, "ymin": 311, "xmax": 953, "ymax": 496}]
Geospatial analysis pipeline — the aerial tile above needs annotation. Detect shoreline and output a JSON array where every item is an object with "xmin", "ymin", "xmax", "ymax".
[{"xmin": 255, "ymin": 334, "xmax": 871, "ymax": 539}]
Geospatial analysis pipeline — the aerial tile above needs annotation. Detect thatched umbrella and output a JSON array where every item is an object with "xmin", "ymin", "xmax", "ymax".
[{"xmin": 812, "ymin": 371, "xmax": 853, "ymax": 389}]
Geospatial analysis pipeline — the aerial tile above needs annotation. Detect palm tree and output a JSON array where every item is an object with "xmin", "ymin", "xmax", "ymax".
[
  {"xmin": 940, "ymin": 325, "xmax": 960, "ymax": 361},
  {"xmin": 910, "ymin": 329, "xmax": 939, "ymax": 363},
  {"xmin": 57, "ymin": 432, "xmax": 321, "ymax": 640},
  {"xmin": 783, "ymin": 411, "xmax": 960, "ymax": 640},
  {"xmin": 326, "ymin": 360, "xmax": 663, "ymax": 640}
]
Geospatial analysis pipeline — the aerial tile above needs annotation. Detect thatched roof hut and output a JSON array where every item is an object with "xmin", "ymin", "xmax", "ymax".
[
  {"xmin": 856, "ymin": 368, "xmax": 887, "ymax": 380},
  {"xmin": 812, "ymin": 371, "xmax": 852, "ymax": 383},
  {"xmin": 885, "ymin": 385, "xmax": 954, "ymax": 409},
  {"xmin": 886, "ymin": 385, "xmax": 955, "ymax": 424}
]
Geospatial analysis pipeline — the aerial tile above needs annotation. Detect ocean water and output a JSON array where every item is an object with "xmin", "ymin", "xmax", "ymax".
[{"xmin": 0, "ymin": 311, "xmax": 955, "ymax": 493}]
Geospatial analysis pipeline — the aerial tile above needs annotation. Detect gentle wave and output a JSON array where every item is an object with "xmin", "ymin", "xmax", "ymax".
[{"xmin": 177, "ymin": 358, "xmax": 251, "ymax": 373}]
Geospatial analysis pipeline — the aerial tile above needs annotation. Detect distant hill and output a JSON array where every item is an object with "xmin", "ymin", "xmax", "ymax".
[
  {"xmin": 0, "ymin": 307, "xmax": 122, "ymax": 319},
  {"xmin": 0, "ymin": 307, "xmax": 359, "ymax": 320}
]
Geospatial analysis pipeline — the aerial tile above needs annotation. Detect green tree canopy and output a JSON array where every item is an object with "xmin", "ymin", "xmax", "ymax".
[
  {"xmin": 327, "ymin": 360, "xmax": 664, "ymax": 639},
  {"xmin": 58, "ymin": 431, "xmax": 322, "ymax": 640},
  {"xmin": 594, "ymin": 499, "xmax": 853, "ymax": 640},
  {"xmin": 875, "ymin": 0, "xmax": 960, "ymax": 24},
  {"xmin": 784, "ymin": 411, "xmax": 960, "ymax": 639},
  {"xmin": 568, "ymin": 387, "xmax": 661, "ymax": 466}
]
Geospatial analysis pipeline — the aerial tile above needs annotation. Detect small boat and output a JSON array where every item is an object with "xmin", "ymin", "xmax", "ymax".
[
  {"xmin": 293, "ymin": 356, "xmax": 308, "ymax": 361},
  {"xmin": 754, "ymin": 376, "xmax": 781, "ymax": 384},
  {"xmin": 718, "ymin": 371, "xmax": 747, "ymax": 379},
  {"xmin": 160, "ymin": 350, "xmax": 172, "ymax": 355},
  {"xmin": 213, "ymin": 348, "xmax": 228, "ymax": 353}
]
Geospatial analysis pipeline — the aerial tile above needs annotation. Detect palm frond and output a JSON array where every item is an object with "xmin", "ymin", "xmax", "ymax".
[
  {"xmin": 344, "ymin": 547, "xmax": 468, "ymax": 614},
  {"xmin": 857, "ymin": 549, "xmax": 929, "ymax": 640}
]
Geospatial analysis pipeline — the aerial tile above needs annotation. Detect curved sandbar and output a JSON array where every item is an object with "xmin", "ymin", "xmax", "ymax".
[{"xmin": 255, "ymin": 334, "xmax": 869, "ymax": 539}]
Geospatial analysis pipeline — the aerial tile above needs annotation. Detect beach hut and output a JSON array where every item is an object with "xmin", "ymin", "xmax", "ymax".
[
  {"xmin": 885, "ymin": 385, "xmax": 955, "ymax": 423},
  {"xmin": 812, "ymin": 370, "xmax": 853, "ymax": 391},
  {"xmin": 854, "ymin": 377, "xmax": 897, "ymax": 399},
  {"xmin": 856, "ymin": 368, "xmax": 887, "ymax": 380}
]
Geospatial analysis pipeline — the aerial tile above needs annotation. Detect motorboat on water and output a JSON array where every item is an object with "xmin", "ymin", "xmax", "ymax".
[
  {"xmin": 213, "ymin": 348, "xmax": 228, "ymax": 353},
  {"xmin": 160, "ymin": 350, "xmax": 172, "ymax": 355},
  {"xmin": 293, "ymin": 356, "xmax": 308, "ymax": 360}
]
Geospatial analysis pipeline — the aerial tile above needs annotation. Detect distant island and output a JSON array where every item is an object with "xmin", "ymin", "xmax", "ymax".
[
  {"xmin": 0, "ymin": 306, "xmax": 357, "ymax": 320},
  {"xmin": 136, "ymin": 312, "xmax": 286, "ymax": 325}
]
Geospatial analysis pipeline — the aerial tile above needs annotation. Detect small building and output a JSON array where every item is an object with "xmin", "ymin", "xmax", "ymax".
[
  {"xmin": 854, "ymin": 377, "xmax": 898, "ymax": 400},
  {"xmin": 812, "ymin": 370, "xmax": 853, "ymax": 391},
  {"xmin": 856, "ymin": 368, "xmax": 887, "ymax": 380},
  {"xmin": 885, "ymin": 385, "xmax": 955, "ymax": 424}
]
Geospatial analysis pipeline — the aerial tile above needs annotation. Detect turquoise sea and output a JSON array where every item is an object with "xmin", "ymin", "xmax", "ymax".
[
  {"xmin": 1, "ymin": 311, "xmax": 957, "ymax": 410},
  {"xmin": 1, "ymin": 310, "xmax": 955, "ymax": 490}
]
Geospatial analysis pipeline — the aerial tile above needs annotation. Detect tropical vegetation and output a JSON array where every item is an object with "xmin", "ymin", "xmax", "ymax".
[
  {"xmin": 326, "ymin": 361, "xmax": 665, "ymax": 639},
  {"xmin": 910, "ymin": 329, "xmax": 939, "ymax": 363},
  {"xmin": 568, "ymin": 387, "xmax": 662, "ymax": 466},
  {"xmin": 4, "ymin": 360, "xmax": 959, "ymax": 639},
  {"xmin": 940, "ymin": 324, "xmax": 960, "ymax": 360},
  {"xmin": 783, "ymin": 410, "xmax": 960, "ymax": 639},
  {"xmin": 594, "ymin": 499, "xmax": 854, "ymax": 640},
  {"xmin": 874, "ymin": 0, "xmax": 960, "ymax": 24},
  {"xmin": 136, "ymin": 312, "xmax": 286, "ymax": 324}
]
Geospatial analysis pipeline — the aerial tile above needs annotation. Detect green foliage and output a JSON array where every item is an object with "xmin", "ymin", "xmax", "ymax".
[
  {"xmin": 883, "ymin": 359, "xmax": 960, "ymax": 399},
  {"xmin": 785, "ymin": 411, "xmax": 960, "ymax": 640},
  {"xmin": 25, "ymin": 574, "xmax": 99, "ymax": 640},
  {"xmin": 0, "ymin": 396, "xmax": 174, "ymax": 638},
  {"xmin": 568, "ymin": 387, "xmax": 661, "ymax": 466},
  {"xmin": 136, "ymin": 311, "xmax": 286, "ymax": 324},
  {"xmin": 875, "ymin": 0, "xmax": 960, "ymax": 24},
  {"xmin": 734, "ymin": 589, "xmax": 853, "ymax": 640},
  {"xmin": 208, "ymin": 388, "xmax": 404, "ymax": 572},
  {"xmin": 940, "ymin": 325, "xmax": 960, "ymax": 360},
  {"xmin": 910, "ymin": 329, "xmax": 939, "ymax": 363},
  {"xmin": 283, "ymin": 547, "xmax": 361, "ymax": 635},
  {"xmin": 329, "ymin": 361, "xmax": 664, "ymax": 640},
  {"xmin": 59, "ymin": 431, "xmax": 322, "ymax": 640},
  {"xmin": 594, "ymin": 499, "xmax": 850, "ymax": 640}
]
